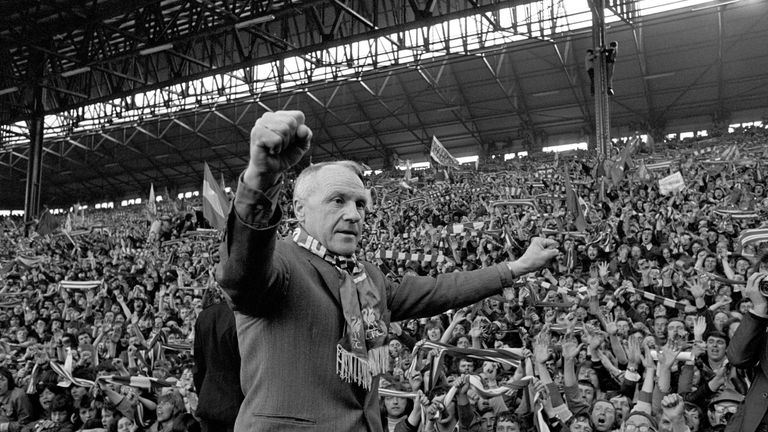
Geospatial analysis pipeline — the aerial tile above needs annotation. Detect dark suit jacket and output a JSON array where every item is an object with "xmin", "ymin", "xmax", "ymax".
[
  {"xmin": 193, "ymin": 302, "xmax": 244, "ymax": 429},
  {"xmin": 218, "ymin": 187, "xmax": 516, "ymax": 432},
  {"xmin": 725, "ymin": 311, "xmax": 768, "ymax": 432}
]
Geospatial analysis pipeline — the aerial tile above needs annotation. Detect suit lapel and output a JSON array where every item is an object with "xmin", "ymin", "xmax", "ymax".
[{"xmin": 289, "ymin": 241, "xmax": 343, "ymax": 307}]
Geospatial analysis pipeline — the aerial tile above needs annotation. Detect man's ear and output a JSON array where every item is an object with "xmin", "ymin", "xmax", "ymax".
[{"xmin": 294, "ymin": 199, "xmax": 305, "ymax": 224}]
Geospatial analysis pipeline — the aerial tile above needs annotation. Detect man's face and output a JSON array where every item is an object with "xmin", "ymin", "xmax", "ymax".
[
  {"xmin": 680, "ymin": 408, "xmax": 701, "ymax": 431},
  {"xmin": 691, "ymin": 242, "xmax": 702, "ymax": 255},
  {"xmin": 708, "ymin": 401, "xmax": 738, "ymax": 426},
  {"xmin": 51, "ymin": 410, "xmax": 68, "ymax": 424},
  {"xmin": 294, "ymin": 165, "xmax": 367, "ymax": 256},
  {"xmin": 384, "ymin": 396, "xmax": 407, "ymax": 418},
  {"xmin": 624, "ymin": 413, "xmax": 654, "ymax": 432},
  {"xmin": 667, "ymin": 321, "xmax": 685, "ymax": 340},
  {"xmin": 570, "ymin": 420, "xmax": 593, "ymax": 432},
  {"xmin": 591, "ymin": 400, "xmax": 616, "ymax": 431},
  {"xmin": 79, "ymin": 407, "xmax": 97, "ymax": 423},
  {"xmin": 578, "ymin": 383, "xmax": 595, "ymax": 405},
  {"xmin": 71, "ymin": 385, "xmax": 87, "ymax": 401},
  {"xmin": 78, "ymin": 334, "xmax": 91, "ymax": 346},
  {"xmin": 388, "ymin": 340, "xmax": 402, "ymax": 357},
  {"xmin": 653, "ymin": 317, "xmax": 668, "ymax": 337},
  {"xmin": 117, "ymin": 417, "xmax": 134, "ymax": 432},
  {"xmin": 39, "ymin": 388, "xmax": 55, "ymax": 411},
  {"xmin": 587, "ymin": 246, "xmax": 598, "ymax": 260},
  {"xmin": 642, "ymin": 230, "xmax": 652, "ymax": 244},
  {"xmin": 101, "ymin": 408, "xmax": 114, "ymax": 428},
  {"xmin": 704, "ymin": 257, "xmax": 717, "ymax": 271},
  {"xmin": 616, "ymin": 320, "xmax": 630, "ymax": 337},
  {"xmin": 706, "ymin": 336, "xmax": 727, "ymax": 361},
  {"xmin": 495, "ymin": 420, "xmax": 521, "ymax": 432},
  {"xmin": 459, "ymin": 359, "xmax": 474, "ymax": 374},
  {"xmin": 610, "ymin": 395, "xmax": 630, "ymax": 423},
  {"xmin": 156, "ymin": 399, "xmax": 175, "ymax": 422},
  {"xmin": 480, "ymin": 411, "xmax": 496, "ymax": 432}
]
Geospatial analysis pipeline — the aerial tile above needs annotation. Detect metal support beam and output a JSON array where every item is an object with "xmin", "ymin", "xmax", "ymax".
[
  {"xmin": 590, "ymin": 0, "xmax": 610, "ymax": 159},
  {"xmin": 24, "ymin": 111, "xmax": 44, "ymax": 224}
]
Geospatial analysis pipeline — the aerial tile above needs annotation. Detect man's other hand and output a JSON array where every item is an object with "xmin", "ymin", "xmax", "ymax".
[
  {"xmin": 744, "ymin": 271, "xmax": 768, "ymax": 316},
  {"xmin": 508, "ymin": 237, "xmax": 559, "ymax": 276}
]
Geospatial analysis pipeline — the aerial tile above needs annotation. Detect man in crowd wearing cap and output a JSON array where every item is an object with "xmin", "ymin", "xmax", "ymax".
[
  {"xmin": 217, "ymin": 111, "xmax": 559, "ymax": 431},
  {"xmin": 706, "ymin": 390, "xmax": 744, "ymax": 431}
]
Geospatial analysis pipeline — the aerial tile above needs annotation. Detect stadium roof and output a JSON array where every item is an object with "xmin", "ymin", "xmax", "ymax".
[{"xmin": 1, "ymin": 0, "xmax": 767, "ymax": 208}]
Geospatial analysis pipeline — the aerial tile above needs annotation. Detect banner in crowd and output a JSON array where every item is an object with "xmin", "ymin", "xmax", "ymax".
[
  {"xmin": 202, "ymin": 162, "xmax": 229, "ymax": 231},
  {"xmin": 446, "ymin": 222, "xmax": 486, "ymax": 235},
  {"xmin": 658, "ymin": 171, "xmax": 685, "ymax": 195},
  {"xmin": 430, "ymin": 136, "xmax": 459, "ymax": 168}
]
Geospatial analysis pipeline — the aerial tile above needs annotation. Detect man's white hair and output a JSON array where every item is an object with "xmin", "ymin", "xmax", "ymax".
[{"xmin": 293, "ymin": 160, "xmax": 367, "ymax": 202}]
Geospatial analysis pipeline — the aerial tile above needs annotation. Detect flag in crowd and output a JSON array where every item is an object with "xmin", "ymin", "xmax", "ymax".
[
  {"xmin": 636, "ymin": 161, "xmax": 652, "ymax": 182},
  {"xmin": 430, "ymin": 136, "xmax": 460, "ymax": 168},
  {"xmin": 718, "ymin": 144, "xmax": 740, "ymax": 161},
  {"xmin": 202, "ymin": 162, "xmax": 230, "ymax": 231},
  {"xmin": 36, "ymin": 208, "xmax": 59, "ymax": 236},
  {"xmin": 146, "ymin": 183, "xmax": 157, "ymax": 220},
  {"xmin": 561, "ymin": 165, "xmax": 587, "ymax": 232},
  {"xmin": 404, "ymin": 159, "xmax": 412, "ymax": 182}
]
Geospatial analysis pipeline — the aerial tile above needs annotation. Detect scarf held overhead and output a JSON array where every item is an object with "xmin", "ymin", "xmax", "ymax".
[{"xmin": 292, "ymin": 227, "xmax": 389, "ymax": 389}]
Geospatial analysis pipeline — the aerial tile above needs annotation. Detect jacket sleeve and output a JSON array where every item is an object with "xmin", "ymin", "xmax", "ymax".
[
  {"xmin": 216, "ymin": 174, "xmax": 289, "ymax": 316},
  {"xmin": 387, "ymin": 264, "xmax": 516, "ymax": 322},
  {"xmin": 393, "ymin": 418, "xmax": 419, "ymax": 432},
  {"xmin": 7, "ymin": 389, "xmax": 35, "ymax": 432},
  {"xmin": 192, "ymin": 318, "xmax": 205, "ymax": 393},
  {"xmin": 726, "ymin": 311, "xmax": 768, "ymax": 369},
  {"xmin": 563, "ymin": 384, "xmax": 589, "ymax": 417}
]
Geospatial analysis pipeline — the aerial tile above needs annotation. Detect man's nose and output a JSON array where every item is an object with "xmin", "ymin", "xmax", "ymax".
[{"xmin": 342, "ymin": 202, "xmax": 362, "ymax": 221}]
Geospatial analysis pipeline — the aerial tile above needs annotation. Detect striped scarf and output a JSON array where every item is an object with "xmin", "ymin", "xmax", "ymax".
[
  {"xmin": 292, "ymin": 228, "xmax": 389, "ymax": 389},
  {"xmin": 414, "ymin": 341, "xmax": 525, "ymax": 391},
  {"xmin": 625, "ymin": 287, "xmax": 690, "ymax": 311}
]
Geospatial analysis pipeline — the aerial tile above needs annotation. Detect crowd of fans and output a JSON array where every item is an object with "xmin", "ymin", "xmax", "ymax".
[{"xmin": 1, "ymin": 125, "xmax": 767, "ymax": 432}]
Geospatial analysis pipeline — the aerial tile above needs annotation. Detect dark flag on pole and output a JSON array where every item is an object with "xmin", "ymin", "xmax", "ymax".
[
  {"xmin": 36, "ymin": 209, "xmax": 59, "ymax": 236},
  {"xmin": 562, "ymin": 165, "xmax": 588, "ymax": 232}
]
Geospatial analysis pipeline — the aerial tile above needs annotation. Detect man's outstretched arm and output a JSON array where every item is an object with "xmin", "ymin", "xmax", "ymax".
[{"xmin": 388, "ymin": 237, "xmax": 559, "ymax": 321}]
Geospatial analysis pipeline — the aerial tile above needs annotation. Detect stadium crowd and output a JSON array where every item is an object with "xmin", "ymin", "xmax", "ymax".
[{"xmin": 1, "ymin": 124, "xmax": 768, "ymax": 432}]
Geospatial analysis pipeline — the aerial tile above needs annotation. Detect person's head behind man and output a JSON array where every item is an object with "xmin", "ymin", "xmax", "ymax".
[
  {"xmin": 293, "ymin": 161, "xmax": 369, "ymax": 256},
  {"xmin": 494, "ymin": 411, "xmax": 522, "ymax": 432}
]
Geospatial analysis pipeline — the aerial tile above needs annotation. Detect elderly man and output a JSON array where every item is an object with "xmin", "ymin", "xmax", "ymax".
[{"xmin": 217, "ymin": 111, "xmax": 559, "ymax": 431}]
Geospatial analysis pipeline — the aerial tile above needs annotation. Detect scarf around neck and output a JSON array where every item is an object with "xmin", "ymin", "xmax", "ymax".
[{"xmin": 292, "ymin": 227, "xmax": 389, "ymax": 389}]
